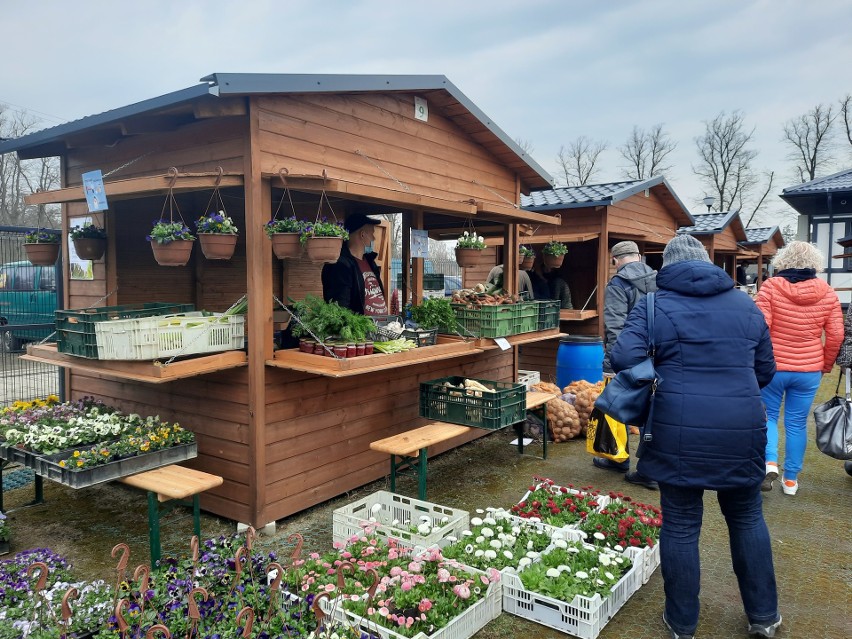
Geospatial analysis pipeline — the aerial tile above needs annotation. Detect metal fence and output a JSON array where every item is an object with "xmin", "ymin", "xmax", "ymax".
[
  {"xmin": 0, "ymin": 226, "xmax": 63, "ymax": 407},
  {"xmin": 389, "ymin": 258, "xmax": 462, "ymax": 294}
]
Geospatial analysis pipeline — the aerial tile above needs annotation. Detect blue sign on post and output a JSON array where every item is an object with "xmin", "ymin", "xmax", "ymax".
[{"xmin": 82, "ymin": 170, "xmax": 108, "ymax": 212}]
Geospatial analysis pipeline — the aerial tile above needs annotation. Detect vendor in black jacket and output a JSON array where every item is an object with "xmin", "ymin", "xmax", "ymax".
[{"xmin": 321, "ymin": 213, "xmax": 388, "ymax": 315}]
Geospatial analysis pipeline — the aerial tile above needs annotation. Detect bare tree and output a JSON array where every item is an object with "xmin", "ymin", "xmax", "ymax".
[
  {"xmin": 555, "ymin": 136, "xmax": 607, "ymax": 186},
  {"xmin": 782, "ymin": 103, "xmax": 835, "ymax": 182},
  {"xmin": 693, "ymin": 111, "xmax": 766, "ymax": 216},
  {"xmin": 0, "ymin": 105, "xmax": 61, "ymax": 227},
  {"xmin": 840, "ymin": 94, "xmax": 852, "ymax": 150},
  {"xmin": 619, "ymin": 124, "xmax": 677, "ymax": 180},
  {"xmin": 514, "ymin": 137, "xmax": 535, "ymax": 155}
]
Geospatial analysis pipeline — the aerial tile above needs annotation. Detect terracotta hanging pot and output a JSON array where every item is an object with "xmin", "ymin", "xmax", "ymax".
[
  {"xmin": 24, "ymin": 243, "xmax": 60, "ymax": 266},
  {"xmin": 543, "ymin": 253, "xmax": 565, "ymax": 269},
  {"xmin": 73, "ymin": 237, "xmax": 107, "ymax": 261},
  {"xmin": 150, "ymin": 240, "xmax": 194, "ymax": 266},
  {"xmin": 520, "ymin": 255, "xmax": 535, "ymax": 270},
  {"xmin": 198, "ymin": 233, "xmax": 237, "ymax": 260},
  {"xmin": 271, "ymin": 232, "xmax": 303, "ymax": 259},
  {"xmin": 305, "ymin": 236, "xmax": 343, "ymax": 263},
  {"xmin": 455, "ymin": 247, "xmax": 485, "ymax": 268}
]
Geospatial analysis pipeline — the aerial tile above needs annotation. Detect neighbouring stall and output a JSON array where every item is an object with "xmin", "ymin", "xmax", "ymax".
[
  {"xmin": 676, "ymin": 210, "xmax": 749, "ymax": 280},
  {"xmin": 738, "ymin": 226, "xmax": 785, "ymax": 290},
  {"xmin": 1, "ymin": 73, "xmax": 568, "ymax": 527}
]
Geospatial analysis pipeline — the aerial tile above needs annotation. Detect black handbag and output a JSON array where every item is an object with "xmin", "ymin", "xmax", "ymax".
[
  {"xmin": 594, "ymin": 293, "xmax": 660, "ymax": 442},
  {"xmin": 812, "ymin": 369, "xmax": 852, "ymax": 460}
]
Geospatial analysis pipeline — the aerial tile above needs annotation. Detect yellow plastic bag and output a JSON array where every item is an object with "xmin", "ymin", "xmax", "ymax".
[{"xmin": 586, "ymin": 405, "xmax": 629, "ymax": 462}]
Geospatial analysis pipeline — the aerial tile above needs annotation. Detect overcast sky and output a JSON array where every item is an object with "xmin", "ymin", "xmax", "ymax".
[{"xmin": 3, "ymin": 0, "xmax": 851, "ymax": 229}]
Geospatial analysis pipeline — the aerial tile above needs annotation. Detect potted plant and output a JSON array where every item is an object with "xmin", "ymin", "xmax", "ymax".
[
  {"xmin": 0, "ymin": 512, "xmax": 9, "ymax": 555},
  {"xmin": 195, "ymin": 210, "xmax": 239, "ymax": 260},
  {"xmin": 520, "ymin": 245, "xmax": 535, "ymax": 270},
  {"xmin": 23, "ymin": 228, "xmax": 60, "ymax": 266},
  {"xmin": 455, "ymin": 230, "xmax": 487, "ymax": 267},
  {"xmin": 542, "ymin": 240, "xmax": 568, "ymax": 268},
  {"xmin": 147, "ymin": 221, "xmax": 196, "ymax": 266},
  {"xmin": 265, "ymin": 215, "xmax": 306, "ymax": 259},
  {"xmin": 70, "ymin": 223, "xmax": 108, "ymax": 261},
  {"xmin": 301, "ymin": 219, "xmax": 348, "ymax": 263}
]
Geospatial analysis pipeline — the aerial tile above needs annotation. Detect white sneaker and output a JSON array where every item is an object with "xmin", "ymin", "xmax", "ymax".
[
  {"xmin": 761, "ymin": 464, "xmax": 778, "ymax": 492},
  {"xmin": 781, "ymin": 478, "xmax": 798, "ymax": 495}
]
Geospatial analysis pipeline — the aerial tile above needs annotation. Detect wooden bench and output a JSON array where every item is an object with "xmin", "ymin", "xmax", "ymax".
[
  {"xmin": 119, "ymin": 464, "xmax": 223, "ymax": 564},
  {"xmin": 370, "ymin": 423, "xmax": 470, "ymax": 500}
]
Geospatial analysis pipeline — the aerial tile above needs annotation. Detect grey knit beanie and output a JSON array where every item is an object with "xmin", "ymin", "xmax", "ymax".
[{"xmin": 662, "ymin": 234, "xmax": 711, "ymax": 268}]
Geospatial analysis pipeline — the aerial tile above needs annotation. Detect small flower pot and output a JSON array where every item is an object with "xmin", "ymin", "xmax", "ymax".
[
  {"xmin": 455, "ymin": 247, "xmax": 485, "ymax": 268},
  {"xmin": 73, "ymin": 237, "xmax": 107, "ymax": 261},
  {"xmin": 543, "ymin": 253, "xmax": 565, "ymax": 269},
  {"xmin": 305, "ymin": 236, "xmax": 343, "ymax": 263},
  {"xmin": 521, "ymin": 255, "xmax": 535, "ymax": 270},
  {"xmin": 150, "ymin": 239, "xmax": 194, "ymax": 266},
  {"xmin": 271, "ymin": 232, "xmax": 303, "ymax": 259},
  {"xmin": 24, "ymin": 243, "xmax": 60, "ymax": 266},
  {"xmin": 198, "ymin": 233, "xmax": 237, "ymax": 260}
]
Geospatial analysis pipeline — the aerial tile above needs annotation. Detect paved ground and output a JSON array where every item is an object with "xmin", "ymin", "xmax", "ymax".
[{"xmin": 2, "ymin": 375, "xmax": 850, "ymax": 639}]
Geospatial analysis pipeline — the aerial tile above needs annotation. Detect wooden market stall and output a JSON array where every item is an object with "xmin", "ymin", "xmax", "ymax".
[
  {"xmin": 2, "ymin": 73, "xmax": 565, "ymax": 527},
  {"xmin": 738, "ymin": 226, "xmax": 785, "ymax": 290},
  {"xmin": 677, "ymin": 210, "xmax": 749, "ymax": 280},
  {"xmin": 513, "ymin": 177, "xmax": 693, "ymax": 380}
]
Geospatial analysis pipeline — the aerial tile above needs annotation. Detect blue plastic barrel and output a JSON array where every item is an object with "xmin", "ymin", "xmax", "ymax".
[{"xmin": 556, "ymin": 336, "xmax": 604, "ymax": 389}]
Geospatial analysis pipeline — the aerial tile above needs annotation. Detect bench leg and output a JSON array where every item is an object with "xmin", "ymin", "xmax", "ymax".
[
  {"xmin": 147, "ymin": 491, "xmax": 162, "ymax": 566},
  {"xmin": 389, "ymin": 455, "xmax": 397, "ymax": 493},
  {"xmin": 388, "ymin": 450, "xmax": 428, "ymax": 499},
  {"xmin": 541, "ymin": 404, "xmax": 548, "ymax": 460},
  {"xmin": 417, "ymin": 447, "xmax": 428, "ymax": 501}
]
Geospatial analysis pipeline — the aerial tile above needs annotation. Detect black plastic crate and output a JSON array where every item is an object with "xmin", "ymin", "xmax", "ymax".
[
  {"xmin": 402, "ymin": 327, "xmax": 438, "ymax": 346},
  {"xmin": 419, "ymin": 376, "xmax": 526, "ymax": 430},
  {"xmin": 537, "ymin": 300, "xmax": 560, "ymax": 330},
  {"xmin": 56, "ymin": 302, "xmax": 195, "ymax": 359}
]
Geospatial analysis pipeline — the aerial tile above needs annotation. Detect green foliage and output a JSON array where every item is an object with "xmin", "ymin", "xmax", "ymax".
[
  {"xmin": 456, "ymin": 231, "xmax": 486, "ymax": 249},
  {"xmin": 519, "ymin": 245, "xmax": 535, "ymax": 258},
  {"xmin": 409, "ymin": 298, "xmax": 458, "ymax": 332},
  {"xmin": 147, "ymin": 221, "xmax": 195, "ymax": 244},
  {"xmin": 300, "ymin": 219, "xmax": 349, "ymax": 244},
  {"xmin": 24, "ymin": 228, "xmax": 60, "ymax": 244},
  {"xmin": 265, "ymin": 215, "xmax": 306, "ymax": 237},
  {"xmin": 195, "ymin": 210, "xmax": 238, "ymax": 234},
  {"xmin": 70, "ymin": 223, "xmax": 107, "ymax": 240},
  {"xmin": 542, "ymin": 240, "xmax": 568, "ymax": 256},
  {"xmin": 290, "ymin": 294, "xmax": 373, "ymax": 342}
]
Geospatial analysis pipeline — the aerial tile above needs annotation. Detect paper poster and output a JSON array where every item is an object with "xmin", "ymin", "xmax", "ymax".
[
  {"xmin": 69, "ymin": 216, "xmax": 94, "ymax": 280},
  {"xmin": 410, "ymin": 229, "xmax": 429, "ymax": 258},
  {"xmin": 82, "ymin": 170, "xmax": 108, "ymax": 213}
]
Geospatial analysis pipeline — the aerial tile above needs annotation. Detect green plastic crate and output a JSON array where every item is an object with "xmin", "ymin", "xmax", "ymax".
[
  {"xmin": 419, "ymin": 376, "xmax": 526, "ymax": 430},
  {"xmin": 537, "ymin": 300, "xmax": 560, "ymax": 330},
  {"xmin": 56, "ymin": 302, "xmax": 195, "ymax": 359},
  {"xmin": 451, "ymin": 303, "xmax": 518, "ymax": 338},
  {"xmin": 514, "ymin": 301, "xmax": 539, "ymax": 334}
]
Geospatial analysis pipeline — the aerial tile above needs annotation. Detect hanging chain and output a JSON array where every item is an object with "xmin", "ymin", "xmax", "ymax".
[
  {"xmin": 102, "ymin": 151, "xmax": 154, "ymax": 178},
  {"xmin": 355, "ymin": 149, "xmax": 411, "ymax": 191},
  {"xmin": 272, "ymin": 294, "xmax": 341, "ymax": 359},
  {"xmin": 471, "ymin": 179, "xmax": 518, "ymax": 208},
  {"xmin": 37, "ymin": 287, "xmax": 120, "ymax": 345}
]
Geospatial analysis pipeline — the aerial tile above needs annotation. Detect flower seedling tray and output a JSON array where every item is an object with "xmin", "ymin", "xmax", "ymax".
[
  {"xmin": 332, "ymin": 563, "xmax": 501, "ymax": 639},
  {"xmin": 0, "ymin": 442, "xmax": 44, "ymax": 469},
  {"xmin": 419, "ymin": 376, "xmax": 526, "ymax": 430},
  {"xmin": 332, "ymin": 490, "xmax": 469, "ymax": 552},
  {"xmin": 537, "ymin": 300, "xmax": 561, "ymax": 331},
  {"xmin": 451, "ymin": 303, "xmax": 517, "ymax": 338},
  {"xmin": 501, "ymin": 547, "xmax": 642, "ymax": 639},
  {"xmin": 56, "ymin": 302, "xmax": 195, "ymax": 359},
  {"xmin": 34, "ymin": 442, "xmax": 197, "ymax": 489},
  {"xmin": 513, "ymin": 483, "xmax": 611, "ymax": 536},
  {"xmin": 94, "ymin": 312, "xmax": 244, "ymax": 360}
]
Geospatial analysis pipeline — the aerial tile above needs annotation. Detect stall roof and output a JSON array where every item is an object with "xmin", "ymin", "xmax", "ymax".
[
  {"xmin": 678, "ymin": 210, "xmax": 738, "ymax": 234},
  {"xmin": 520, "ymin": 176, "xmax": 694, "ymax": 224},
  {"xmin": 0, "ymin": 72, "xmax": 554, "ymax": 190},
  {"xmin": 780, "ymin": 168, "xmax": 852, "ymax": 217},
  {"xmin": 740, "ymin": 226, "xmax": 784, "ymax": 247}
]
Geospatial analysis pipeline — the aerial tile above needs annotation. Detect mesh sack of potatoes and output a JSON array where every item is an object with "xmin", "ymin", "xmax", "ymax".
[
  {"xmin": 563, "ymin": 379, "xmax": 605, "ymax": 435},
  {"xmin": 530, "ymin": 381, "xmax": 582, "ymax": 442}
]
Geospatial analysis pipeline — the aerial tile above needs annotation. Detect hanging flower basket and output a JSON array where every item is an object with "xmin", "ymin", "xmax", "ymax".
[
  {"xmin": 305, "ymin": 236, "xmax": 343, "ymax": 263},
  {"xmin": 542, "ymin": 253, "xmax": 563, "ymax": 268},
  {"xmin": 455, "ymin": 247, "xmax": 486, "ymax": 268},
  {"xmin": 542, "ymin": 241, "xmax": 568, "ymax": 269},
  {"xmin": 198, "ymin": 233, "xmax": 237, "ymax": 260},
  {"xmin": 73, "ymin": 237, "xmax": 107, "ymax": 261},
  {"xmin": 270, "ymin": 232, "xmax": 303, "ymax": 259},
  {"xmin": 150, "ymin": 239, "xmax": 194, "ymax": 267},
  {"xmin": 24, "ymin": 242, "xmax": 60, "ymax": 266},
  {"xmin": 521, "ymin": 254, "xmax": 535, "ymax": 270}
]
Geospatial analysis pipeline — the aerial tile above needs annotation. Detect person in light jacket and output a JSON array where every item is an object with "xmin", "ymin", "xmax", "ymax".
[
  {"xmin": 612, "ymin": 234, "xmax": 780, "ymax": 639},
  {"xmin": 754, "ymin": 241, "xmax": 843, "ymax": 495}
]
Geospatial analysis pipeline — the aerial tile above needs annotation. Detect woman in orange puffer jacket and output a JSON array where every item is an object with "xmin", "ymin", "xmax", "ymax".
[{"xmin": 755, "ymin": 241, "xmax": 843, "ymax": 496}]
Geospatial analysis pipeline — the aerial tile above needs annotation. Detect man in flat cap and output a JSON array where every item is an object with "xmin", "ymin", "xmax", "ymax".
[
  {"xmin": 322, "ymin": 213, "xmax": 388, "ymax": 315},
  {"xmin": 594, "ymin": 240, "xmax": 659, "ymax": 488}
]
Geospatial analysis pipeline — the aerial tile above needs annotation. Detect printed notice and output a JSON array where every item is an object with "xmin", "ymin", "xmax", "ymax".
[{"xmin": 82, "ymin": 170, "xmax": 108, "ymax": 212}]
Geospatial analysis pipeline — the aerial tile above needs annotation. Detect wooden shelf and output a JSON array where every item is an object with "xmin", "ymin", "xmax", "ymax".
[
  {"xmin": 267, "ymin": 337, "xmax": 482, "ymax": 378},
  {"xmin": 452, "ymin": 329, "xmax": 566, "ymax": 351},
  {"xmin": 22, "ymin": 343, "xmax": 247, "ymax": 383},
  {"xmin": 560, "ymin": 310, "xmax": 598, "ymax": 321}
]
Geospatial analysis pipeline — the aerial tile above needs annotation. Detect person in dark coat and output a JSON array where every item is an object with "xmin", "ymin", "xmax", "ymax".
[{"xmin": 611, "ymin": 234, "xmax": 780, "ymax": 639}]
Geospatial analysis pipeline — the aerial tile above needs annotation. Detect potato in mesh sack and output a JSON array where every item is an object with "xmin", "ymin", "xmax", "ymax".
[
  {"xmin": 531, "ymin": 381, "xmax": 561, "ymax": 394},
  {"xmin": 530, "ymin": 381, "xmax": 582, "ymax": 441},
  {"xmin": 565, "ymin": 380, "xmax": 605, "ymax": 435}
]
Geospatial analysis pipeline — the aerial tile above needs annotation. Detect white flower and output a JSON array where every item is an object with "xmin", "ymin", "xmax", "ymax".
[
  {"xmin": 605, "ymin": 571, "xmax": 615, "ymax": 580},
  {"xmin": 503, "ymin": 566, "xmax": 516, "ymax": 574},
  {"xmin": 470, "ymin": 517, "xmax": 483, "ymax": 527},
  {"xmin": 615, "ymin": 556, "xmax": 624, "ymax": 564},
  {"xmin": 594, "ymin": 532, "xmax": 606, "ymax": 540},
  {"xmin": 546, "ymin": 568, "xmax": 561, "ymax": 578},
  {"xmin": 475, "ymin": 508, "xmax": 485, "ymax": 513},
  {"xmin": 370, "ymin": 503, "xmax": 382, "ymax": 515},
  {"xmin": 599, "ymin": 554, "xmax": 612, "ymax": 567},
  {"xmin": 476, "ymin": 536, "xmax": 486, "ymax": 544},
  {"xmin": 551, "ymin": 531, "xmax": 564, "ymax": 541},
  {"xmin": 484, "ymin": 549, "xmax": 497, "ymax": 560},
  {"xmin": 481, "ymin": 527, "xmax": 494, "ymax": 538},
  {"xmin": 504, "ymin": 535, "xmax": 516, "ymax": 546},
  {"xmin": 575, "ymin": 570, "xmax": 589, "ymax": 580},
  {"xmin": 462, "ymin": 530, "xmax": 473, "ymax": 537},
  {"xmin": 446, "ymin": 536, "xmax": 457, "ymax": 543},
  {"xmin": 553, "ymin": 539, "xmax": 568, "ymax": 549},
  {"xmin": 503, "ymin": 550, "xmax": 513, "ymax": 559},
  {"xmin": 417, "ymin": 523, "xmax": 431, "ymax": 535},
  {"xmin": 441, "ymin": 516, "xmax": 449, "ymax": 524},
  {"xmin": 463, "ymin": 231, "xmax": 469, "ymax": 237},
  {"xmin": 518, "ymin": 557, "xmax": 532, "ymax": 568},
  {"xmin": 512, "ymin": 526, "xmax": 521, "ymax": 535},
  {"xmin": 478, "ymin": 235, "xmax": 484, "ymax": 243},
  {"xmin": 489, "ymin": 539, "xmax": 502, "ymax": 549},
  {"xmin": 483, "ymin": 517, "xmax": 496, "ymax": 526},
  {"xmin": 526, "ymin": 551, "xmax": 540, "ymax": 559},
  {"xmin": 614, "ymin": 544, "xmax": 624, "ymax": 552},
  {"xmin": 596, "ymin": 579, "xmax": 605, "ymax": 586},
  {"xmin": 527, "ymin": 540, "xmax": 534, "ymax": 550},
  {"xmin": 475, "ymin": 549, "xmax": 485, "ymax": 558},
  {"xmin": 465, "ymin": 544, "xmax": 475, "ymax": 554},
  {"xmin": 568, "ymin": 546, "xmax": 580, "ymax": 554}
]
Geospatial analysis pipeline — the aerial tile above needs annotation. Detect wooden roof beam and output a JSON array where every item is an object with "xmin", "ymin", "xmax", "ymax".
[
  {"xmin": 120, "ymin": 114, "xmax": 196, "ymax": 135},
  {"xmin": 64, "ymin": 128, "xmax": 125, "ymax": 149},
  {"xmin": 193, "ymin": 96, "xmax": 248, "ymax": 118}
]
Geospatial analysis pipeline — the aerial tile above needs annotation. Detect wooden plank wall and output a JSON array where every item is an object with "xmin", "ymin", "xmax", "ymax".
[
  {"xmin": 255, "ymin": 94, "xmax": 518, "ymax": 206},
  {"xmin": 607, "ymin": 192, "xmax": 679, "ymax": 242},
  {"xmin": 262, "ymin": 349, "xmax": 513, "ymax": 522}
]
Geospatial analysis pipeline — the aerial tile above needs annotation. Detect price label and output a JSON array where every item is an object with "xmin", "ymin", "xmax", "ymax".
[{"xmin": 414, "ymin": 96, "xmax": 428, "ymax": 122}]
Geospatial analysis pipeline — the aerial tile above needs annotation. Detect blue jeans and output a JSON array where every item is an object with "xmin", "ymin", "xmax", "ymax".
[
  {"xmin": 659, "ymin": 483, "xmax": 778, "ymax": 635},
  {"xmin": 760, "ymin": 371, "xmax": 822, "ymax": 480}
]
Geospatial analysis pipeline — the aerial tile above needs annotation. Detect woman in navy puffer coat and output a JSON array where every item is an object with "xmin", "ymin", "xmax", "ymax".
[{"xmin": 611, "ymin": 235, "xmax": 780, "ymax": 639}]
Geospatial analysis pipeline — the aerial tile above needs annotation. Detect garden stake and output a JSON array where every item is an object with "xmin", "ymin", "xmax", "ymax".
[
  {"xmin": 227, "ymin": 545, "xmax": 246, "ymax": 601},
  {"xmin": 244, "ymin": 526, "xmax": 256, "ymax": 551},
  {"xmin": 60, "ymin": 586, "xmax": 78, "ymax": 638},
  {"xmin": 311, "ymin": 591, "xmax": 331, "ymax": 625},
  {"xmin": 111, "ymin": 542, "xmax": 130, "ymax": 609},
  {"xmin": 288, "ymin": 532, "xmax": 304, "ymax": 563},
  {"xmin": 186, "ymin": 587, "xmax": 209, "ymax": 639},
  {"xmin": 190, "ymin": 535, "xmax": 199, "ymax": 580},
  {"xmin": 26, "ymin": 561, "xmax": 49, "ymax": 592},
  {"xmin": 146, "ymin": 624, "xmax": 171, "ymax": 639},
  {"xmin": 336, "ymin": 560, "xmax": 355, "ymax": 590},
  {"xmin": 114, "ymin": 599, "xmax": 130, "ymax": 637},
  {"xmin": 264, "ymin": 562, "xmax": 285, "ymax": 622},
  {"xmin": 133, "ymin": 564, "xmax": 150, "ymax": 614},
  {"xmin": 236, "ymin": 606, "xmax": 255, "ymax": 638}
]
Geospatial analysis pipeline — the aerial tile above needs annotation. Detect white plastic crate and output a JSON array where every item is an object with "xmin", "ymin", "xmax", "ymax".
[
  {"xmin": 518, "ymin": 370, "xmax": 541, "ymax": 390},
  {"xmin": 332, "ymin": 490, "xmax": 469, "ymax": 552},
  {"xmin": 640, "ymin": 540, "xmax": 661, "ymax": 584},
  {"xmin": 331, "ymin": 564, "xmax": 501, "ymax": 639},
  {"xmin": 94, "ymin": 312, "xmax": 244, "ymax": 360},
  {"xmin": 501, "ymin": 546, "xmax": 643, "ymax": 639}
]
